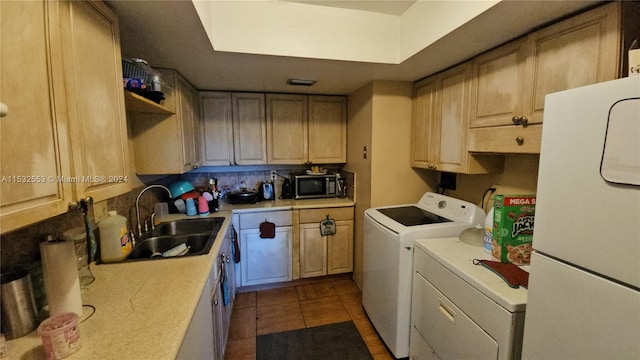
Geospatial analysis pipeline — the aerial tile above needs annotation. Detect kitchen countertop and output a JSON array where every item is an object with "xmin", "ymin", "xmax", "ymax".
[
  {"xmin": 6, "ymin": 198, "xmax": 355, "ymax": 359},
  {"xmin": 218, "ymin": 197, "xmax": 355, "ymax": 213},
  {"xmin": 7, "ymin": 211, "xmax": 233, "ymax": 360}
]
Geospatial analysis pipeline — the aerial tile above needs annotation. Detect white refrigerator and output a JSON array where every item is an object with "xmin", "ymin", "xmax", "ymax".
[{"xmin": 522, "ymin": 77, "xmax": 640, "ymax": 359}]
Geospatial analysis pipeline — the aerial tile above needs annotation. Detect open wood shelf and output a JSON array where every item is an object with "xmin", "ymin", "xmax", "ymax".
[{"xmin": 124, "ymin": 89, "xmax": 174, "ymax": 114}]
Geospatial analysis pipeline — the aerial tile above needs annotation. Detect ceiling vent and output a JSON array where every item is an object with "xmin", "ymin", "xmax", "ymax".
[{"xmin": 287, "ymin": 78, "xmax": 316, "ymax": 86}]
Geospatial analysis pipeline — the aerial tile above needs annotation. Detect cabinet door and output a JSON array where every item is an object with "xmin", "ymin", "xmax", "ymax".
[
  {"xmin": 266, "ymin": 94, "xmax": 308, "ymax": 164},
  {"xmin": 0, "ymin": 0, "xmax": 74, "ymax": 233},
  {"xmin": 437, "ymin": 63, "xmax": 471, "ymax": 173},
  {"xmin": 300, "ymin": 223, "xmax": 327, "ymax": 278},
  {"xmin": 60, "ymin": 0, "xmax": 130, "ymax": 201},
  {"xmin": 308, "ymin": 96, "xmax": 347, "ymax": 164},
  {"xmin": 233, "ymin": 93, "xmax": 267, "ymax": 165},
  {"xmin": 411, "ymin": 76, "xmax": 440, "ymax": 169},
  {"xmin": 240, "ymin": 226, "xmax": 292, "ymax": 286},
  {"xmin": 327, "ymin": 220, "xmax": 354, "ymax": 275},
  {"xmin": 177, "ymin": 265, "xmax": 215, "ymax": 360},
  {"xmin": 201, "ymin": 92, "xmax": 234, "ymax": 166},
  {"xmin": 176, "ymin": 74, "xmax": 199, "ymax": 171},
  {"xmin": 526, "ymin": 2, "xmax": 620, "ymax": 124},
  {"xmin": 470, "ymin": 38, "xmax": 531, "ymax": 128}
]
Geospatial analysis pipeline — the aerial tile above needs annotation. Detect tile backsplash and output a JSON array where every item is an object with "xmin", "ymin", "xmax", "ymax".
[{"xmin": 1, "ymin": 166, "xmax": 352, "ymax": 268}]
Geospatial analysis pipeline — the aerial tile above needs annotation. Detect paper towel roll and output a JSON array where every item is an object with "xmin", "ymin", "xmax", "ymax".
[{"xmin": 40, "ymin": 240, "xmax": 83, "ymax": 317}]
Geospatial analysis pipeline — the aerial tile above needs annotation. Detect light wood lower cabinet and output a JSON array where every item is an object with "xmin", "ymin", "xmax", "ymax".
[
  {"xmin": 298, "ymin": 207, "xmax": 354, "ymax": 278},
  {"xmin": 178, "ymin": 224, "xmax": 235, "ymax": 360},
  {"xmin": 0, "ymin": 0, "xmax": 129, "ymax": 234}
]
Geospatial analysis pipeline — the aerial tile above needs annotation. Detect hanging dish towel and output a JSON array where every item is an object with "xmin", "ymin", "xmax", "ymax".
[
  {"xmin": 259, "ymin": 221, "xmax": 276, "ymax": 238},
  {"xmin": 221, "ymin": 262, "xmax": 230, "ymax": 306},
  {"xmin": 232, "ymin": 226, "xmax": 241, "ymax": 263},
  {"xmin": 320, "ymin": 215, "xmax": 336, "ymax": 236},
  {"xmin": 473, "ymin": 259, "xmax": 529, "ymax": 288}
]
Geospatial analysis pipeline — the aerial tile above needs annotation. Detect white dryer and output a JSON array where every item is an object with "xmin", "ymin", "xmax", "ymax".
[{"xmin": 411, "ymin": 237, "xmax": 527, "ymax": 360}]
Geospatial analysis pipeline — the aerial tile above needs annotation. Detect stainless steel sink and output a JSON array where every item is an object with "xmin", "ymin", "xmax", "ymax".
[
  {"xmin": 104, "ymin": 217, "xmax": 225, "ymax": 263},
  {"xmin": 128, "ymin": 234, "xmax": 215, "ymax": 259},
  {"xmin": 152, "ymin": 217, "xmax": 225, "ymax": 236}
]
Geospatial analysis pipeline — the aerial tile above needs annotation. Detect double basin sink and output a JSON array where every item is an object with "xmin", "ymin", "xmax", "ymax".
[{"xmin": 124, "ymin": 217, "xmax": 224, "ymax": 261}]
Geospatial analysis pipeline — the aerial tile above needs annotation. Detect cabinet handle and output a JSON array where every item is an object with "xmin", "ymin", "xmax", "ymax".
[
  {"xmin": 512, "ymin": 116, "xmax": 529, "ymax": 126},
  {"xmin": 516, "ymin": 136, "xmax": 524, "ymax": 146},
  {"xmin": 0, "ymin": 102, "xmax": 8, "ymax": 117},
  {"xmin": 438, "ymin": 298, "xmax": 456, "ymax": 323}
]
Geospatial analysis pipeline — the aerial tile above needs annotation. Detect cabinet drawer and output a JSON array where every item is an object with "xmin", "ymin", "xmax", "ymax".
[
  {"xmin": 468, "ymin": 124, "xmax": 542, "ymax": 154},
  {"xmin": 299, "ymin": 207, "xmax": 354, "ymax": 223},
  {"xmin": 239, "ymin": 210, "xmax": 292, "ymax": 229}
]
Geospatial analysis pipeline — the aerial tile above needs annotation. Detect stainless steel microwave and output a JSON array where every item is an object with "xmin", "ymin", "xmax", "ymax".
[{"xmin": 293, "ymin": 174, "xmax": 337, "ymax": 199}]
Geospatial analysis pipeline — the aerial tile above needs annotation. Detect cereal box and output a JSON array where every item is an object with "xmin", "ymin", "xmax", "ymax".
[{"xmin": 492, "ymin": 194, "xmax": 536, "ymax": 265}]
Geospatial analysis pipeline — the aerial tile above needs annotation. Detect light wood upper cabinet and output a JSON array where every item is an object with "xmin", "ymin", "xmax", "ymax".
[
  {"xmin": 470, "ymin": 38, "xmax": 531, "ymax": 129},
  {"xmin": 181, "ymin": 77, "xmax": 201, "ymax": 170},
  {"xmin": 130, "ymin": 69, "xmax": 201, "ymax": 174},
  {"xmin": 438, "ymin": 64, "xmax": 472, "ymax": 173},
  {"xmin": 200, "ymin": 92, "xmax": 267, "ymax": 166},
  {"xmin": 266, "ymin": 94, "xmax": 308, "ymax": 164},
  {"xmin": 468, "ymin": 2, "xmax": 621, "ymax": 154},
  {"xmin": 1, "ymin": 0, "xmax": 73, "ymax": 233},
  {"xmin": 308, "ymin": 96, "xmax": 347, "ymax": 164},
  {"xmin": 525, "ymin": 2, "xmax": 620, "ymax": 124},
  {"xmin": 200, "ymin": 92, "xmax": 234, "ymax": 166},
  {"xmin": 267, "ymin": 94, "xmax": 346, "ymax": 165},
  {"xmin": 61, "ymin": 0, "xmax": 130, "ymax": 201},
  {"xmin": 232, "ymin": 93, "xmax": 267, "ymax": 165},
  {"xmin": 1, "ymin": 0, "xmax": 131, "ymax": 234},
  {"xmin": 411, "ymin": 76, "xmax": 440, "ymax": 169},
  {"xmin": 411, "ymin": 64, "xmax": 503, "ymax": 174}
]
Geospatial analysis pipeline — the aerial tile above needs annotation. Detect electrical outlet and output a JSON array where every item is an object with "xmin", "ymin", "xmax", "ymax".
[
  {"xmin": 93, "ymin": 201, "xmax": 109, "ymax": 223},
  {"xmin": 270, "ymin": 170, "xmax": 277, "ymax": 182}
]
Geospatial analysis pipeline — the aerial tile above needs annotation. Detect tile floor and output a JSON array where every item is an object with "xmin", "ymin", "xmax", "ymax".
[{"xmin": 224, "ymin": 276, "xmax": 394, "ymax": 360}]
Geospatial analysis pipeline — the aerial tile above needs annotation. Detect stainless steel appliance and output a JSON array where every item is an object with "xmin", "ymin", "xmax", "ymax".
[
  {"xmin": 363, "ymin": 192, "xmax": 484, "ymax": 358},
  {"xmin": 293, "ymin": 173, "xmax": 337, "ymax": 199},
  {"xmin": 522, "ymin": 77, "xmax": 640, "ymax": 359}
]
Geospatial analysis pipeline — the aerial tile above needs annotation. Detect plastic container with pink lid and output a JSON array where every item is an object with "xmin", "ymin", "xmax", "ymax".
[{"xmin": 38, "ymin": 312, "xmax": 80, "ymax": 359}]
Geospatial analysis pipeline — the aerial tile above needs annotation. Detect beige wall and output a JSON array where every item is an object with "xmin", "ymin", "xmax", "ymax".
[
  {"xmin": 447, "ymin": 154, "xmax": 539, "ymax": 210},
  {"xmin": 370, "ymin": 81, "xmax": 435, "ymax": 207},
  {"xmin": 346, "ymin": 80, "xmax": 436, "ymax": 288}
]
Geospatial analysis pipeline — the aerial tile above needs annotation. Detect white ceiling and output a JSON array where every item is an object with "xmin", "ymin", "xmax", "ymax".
[
  {"xmin": 286, "ymin": 0, "xmax": 417, "ymax": 16},
  {"xmin": 106, "ymin": 1, "xmax": 600, "ymax": 95}
]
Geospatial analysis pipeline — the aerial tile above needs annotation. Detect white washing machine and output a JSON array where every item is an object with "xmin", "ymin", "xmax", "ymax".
[
  {"xmin": 363, "ymin": 192, "xmax": 484, "ymax": 358},
  {"xmin": 411, "ymin": 237, "xmax": 528, "ymax": 360}
]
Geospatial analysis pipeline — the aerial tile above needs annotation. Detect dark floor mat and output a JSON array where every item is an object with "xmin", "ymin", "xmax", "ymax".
[{"xmin": 256, "ymin": 321, "xmax": 373, "ymax": 360}]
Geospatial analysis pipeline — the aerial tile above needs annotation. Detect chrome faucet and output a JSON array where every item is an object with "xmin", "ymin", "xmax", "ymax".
[{"xmin": 135, "ymin": 185, "xmax": 172, "ymax": 238}]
